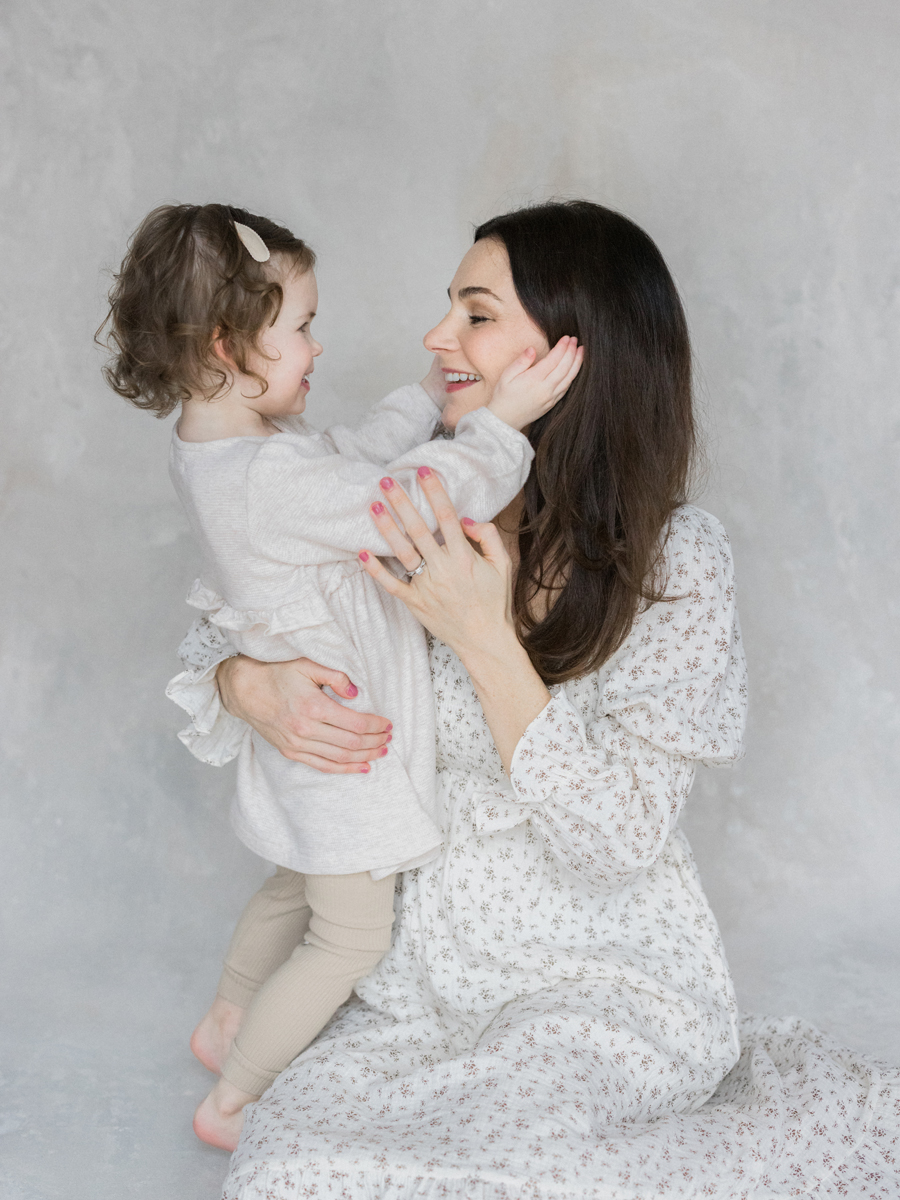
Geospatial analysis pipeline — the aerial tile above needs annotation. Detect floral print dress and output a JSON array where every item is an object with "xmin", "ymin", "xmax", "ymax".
[{"xmin": 174, "ymin": 505, "xmax": 900, "ymax": 1199}]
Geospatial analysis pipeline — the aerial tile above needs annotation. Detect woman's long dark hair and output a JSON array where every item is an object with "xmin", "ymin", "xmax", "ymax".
[{"xmin": 474, "ymin": 201, "xmax": 694, "ymax": 683}]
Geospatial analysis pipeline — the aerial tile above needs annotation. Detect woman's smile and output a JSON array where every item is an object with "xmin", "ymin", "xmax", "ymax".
[{"xmin": 442, "ymin": 369, "xmax": 483, "ymax": 393}]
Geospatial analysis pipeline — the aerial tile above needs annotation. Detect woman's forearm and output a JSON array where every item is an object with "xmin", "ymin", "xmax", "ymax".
[
  {"xmin": 215, "ymin": 654, "xmax": 392, "ymax": 770},
  {"xmin": 458, "ymin": 627, "xmax": 551, "ymax": 775}
]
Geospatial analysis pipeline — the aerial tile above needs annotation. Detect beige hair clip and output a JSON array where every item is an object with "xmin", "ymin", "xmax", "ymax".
[{"xmin": 233, "ymin": 221, "xmax": 270, "ymax": 263}]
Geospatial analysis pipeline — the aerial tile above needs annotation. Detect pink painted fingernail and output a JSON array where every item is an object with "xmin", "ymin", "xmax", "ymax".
[
  {"xmin": 346, "ymin": 683, "xmax": 358, "ymax": 697},
  {"xmin": 358, "ymin": 551, "xmax": 370, "ymax": 562},
  {"xmin": 462, "ymin": 517, "xmax": 475, "ymax": 527},
  {"xmin": 417, "ymin": 466, "xmax": 431, "ymax": 479},
  {"xmin": 380, "ymin": 477, "xmax": 394, "ymax": 491},
  {"xmin": 359, "ymin": 763, "xmax": 370, "ymax": 774},
  {"xmin": 381, "ymin": 746, "xmax": 389, "ymax": 756},
  {"xmin": 385, "ymin": 723, "xmax": 393, "ymax": 732},
  {"xmin": 385, "ymin": 733, "xmax": 392, "ymax": 743},
  {"xmin": 371, "ymin": 501, "xmax": 385, "ymax": 515}
]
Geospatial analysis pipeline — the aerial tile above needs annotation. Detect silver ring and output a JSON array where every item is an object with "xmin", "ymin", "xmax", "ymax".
[{"xmin": 406, "ymin": 559, "xmax": 427, "ymax": 579}]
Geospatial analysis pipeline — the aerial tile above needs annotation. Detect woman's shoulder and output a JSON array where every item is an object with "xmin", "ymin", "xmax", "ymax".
[
  {"xmin": 660, "ymin": 504, "xmax": 735, "ymax": 590},
  {"xmin": 571, "ymin": 504, "xmax": 746, "ymax": 762},
  {"xmin": 567, "ymin": 504, "xmax": 738, "ymax": 696},
  {"xmin": 665, "ymin": 504, "xmax": 731, "ymax": 554}
]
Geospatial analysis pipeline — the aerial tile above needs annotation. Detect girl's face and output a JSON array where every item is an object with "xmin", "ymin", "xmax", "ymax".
[
  {"xmin": 250, "ymin": 267, "xmax": 322, "ymax": 416},
  {"xmin": 423, "ymin": 238, "xmax": 549, "ymax": 430}
]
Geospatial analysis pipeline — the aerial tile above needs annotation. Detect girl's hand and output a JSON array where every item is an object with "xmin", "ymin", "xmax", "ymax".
[
  {"xmin": 358, "ymin": 469, "xmax": 517, "ymax": 665},
  {"xmin": 216, "ymin": 655, "xmax": 392, "ymax": 773},
  {"xmin": 486, "ymin": 335, "xmax": 583, "ymax": 431}
]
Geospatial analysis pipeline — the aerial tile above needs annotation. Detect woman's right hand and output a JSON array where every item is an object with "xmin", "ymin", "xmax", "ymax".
[{"xmin": 216, "ymin": 655, "xmax": 392, "ymax": 773}]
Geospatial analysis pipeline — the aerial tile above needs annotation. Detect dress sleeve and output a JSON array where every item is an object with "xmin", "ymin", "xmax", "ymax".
[
  {"xmin": 248, "ymin": 406, "xmax": 534, "ymax": 565},
  {"xmin": 164, "ymin": 615, "xmax": 249, "ymax": 766},
  {"xmin": 499, "ymin": 509, "xmax": 748, "ymax": 894},
  {"xmin": 318, "ymin": 383, "xmax": 443, "ymax": 465}
]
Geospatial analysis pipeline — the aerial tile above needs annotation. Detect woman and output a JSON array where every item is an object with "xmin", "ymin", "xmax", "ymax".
[{"xmin": 172, "ymin": 202, "xmax": 898, "ymax": 1199}]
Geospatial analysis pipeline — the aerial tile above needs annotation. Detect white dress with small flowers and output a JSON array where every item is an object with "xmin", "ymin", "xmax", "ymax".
[{"xmin": 174, "ymin": 506, "xmax": 900, "ymax": 1199}]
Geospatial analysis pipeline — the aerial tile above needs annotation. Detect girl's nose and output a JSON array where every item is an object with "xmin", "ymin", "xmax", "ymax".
[{"xmin": 312, "ymin": 339, "xmax": 323, "ymax": 356}]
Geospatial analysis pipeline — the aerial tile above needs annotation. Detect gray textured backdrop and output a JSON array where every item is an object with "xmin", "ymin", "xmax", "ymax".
[{"xmin": 2, "ymin": 2, "xmax": 898, "ymax": 1197}]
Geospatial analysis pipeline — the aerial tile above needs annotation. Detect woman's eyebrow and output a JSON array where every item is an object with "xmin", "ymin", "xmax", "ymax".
[{"xmin": 449, "ymin": 286, "xmax": 503, "ymax": 302}]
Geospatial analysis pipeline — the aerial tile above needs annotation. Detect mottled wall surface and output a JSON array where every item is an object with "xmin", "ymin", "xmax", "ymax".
[{"xmin": 1, "ymin": 2, "xmax": 898, "ymax": 1196}]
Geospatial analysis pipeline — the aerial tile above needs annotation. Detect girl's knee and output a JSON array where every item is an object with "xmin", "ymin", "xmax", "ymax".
[
  {"xmin": 263, "ymin": 866, "xmax": 308, "ymax": 902},
  {"xmin": 304, "ymin": 911, "xmax": 394, "ymax": 959}
]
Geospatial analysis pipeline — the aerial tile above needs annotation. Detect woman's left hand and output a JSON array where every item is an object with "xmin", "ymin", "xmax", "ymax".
[{"xmin": 358, "ymin": 468, "xmax": 515, "ymax": 665}]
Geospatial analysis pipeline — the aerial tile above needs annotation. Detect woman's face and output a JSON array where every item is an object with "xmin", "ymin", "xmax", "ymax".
[{"xmin": 424, "ymin": 238, "xmax": 550, "ymax": 430}]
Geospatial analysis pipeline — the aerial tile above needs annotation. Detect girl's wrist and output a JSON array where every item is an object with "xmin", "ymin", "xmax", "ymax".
[{"xmin": 485, "ymin": 397, "xmax": 526, "ymax": 432}]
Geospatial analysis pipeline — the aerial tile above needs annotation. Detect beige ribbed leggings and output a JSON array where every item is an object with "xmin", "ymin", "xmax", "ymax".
[{"xmin": 216, "ymin": 866, "xmax": 396, "ymax": 1097}]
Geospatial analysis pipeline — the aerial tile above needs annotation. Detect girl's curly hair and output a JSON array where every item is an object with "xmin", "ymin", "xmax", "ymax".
[{"xmin": 98, "ymin": 204, "xmax": 316, "ymax": 417}]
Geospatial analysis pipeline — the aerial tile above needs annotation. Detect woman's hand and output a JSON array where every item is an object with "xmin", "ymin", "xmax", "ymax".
[
  {"xmin": 216, "ymin": 655, "xmax": 392, "ymax": 773},
  {"xmin": 359, "ymin": 469, "xmax": 516, "ymax": 665},
  {"xmin": 358, "ymin": 471, "xmax": 552, "ymax": 772}
]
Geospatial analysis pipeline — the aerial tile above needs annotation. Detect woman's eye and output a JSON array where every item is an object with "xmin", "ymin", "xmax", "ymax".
[{"xmin": 467, "ymin": 315, "xmax": 488, "ymax": 325}]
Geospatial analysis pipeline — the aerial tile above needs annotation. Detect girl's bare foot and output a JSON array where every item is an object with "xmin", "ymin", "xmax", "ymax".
[
  {"xmin": 190, "ymin": 996, "xmax": 246, "ymax": 1075},
  {"xmin": 193, "ymin": 1077, "xmax": 258, "ymax": 1151}
]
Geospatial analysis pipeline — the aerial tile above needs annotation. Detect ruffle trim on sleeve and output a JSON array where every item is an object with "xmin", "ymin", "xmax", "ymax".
[
  {"xmin": 165, "ymin": 662, "xmax": 248, "ymax": 766},
  {"xmin": 185, "ymin": 579, "xmax": 338, "ymax": 638},
  {"xmin": 508, "ymin": 689, "xmax": 581, "ymax": 810},
  {"xmin": 469, "ymin": 780, "xmax": 534, "ymax": 835}
]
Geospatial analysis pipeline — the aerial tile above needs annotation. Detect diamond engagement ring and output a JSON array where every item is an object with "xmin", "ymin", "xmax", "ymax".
[{"xmin": 406, "ymin": 559, "xmax": 427, "ymax": 579}]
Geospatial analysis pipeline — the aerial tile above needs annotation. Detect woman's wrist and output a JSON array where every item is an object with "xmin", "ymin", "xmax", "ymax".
[
  {"xmin": 216, "ymin": 654, "xmax": 252, "ymax": 720},
  {"xmin": 456, "ymin": 624, "xmax": 551, "ymax": 775},
  {"xmin": 456, "ymin": 621, "xmax": 530, "ymax": 688}
]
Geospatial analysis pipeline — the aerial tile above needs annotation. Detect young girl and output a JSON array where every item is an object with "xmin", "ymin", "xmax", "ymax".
[{"xmin": 101, "ymin": 203, "xmax": 582, "ymax": 1150}]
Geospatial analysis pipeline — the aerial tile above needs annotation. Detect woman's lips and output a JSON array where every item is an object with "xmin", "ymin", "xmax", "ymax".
[{"xmin": 443, "ymin": 371, "xmax": 482, "ymax": 394}]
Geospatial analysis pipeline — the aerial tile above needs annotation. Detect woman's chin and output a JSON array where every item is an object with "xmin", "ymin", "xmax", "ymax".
[{"xmin": 441, "ymin": 391, "xmax": 487, "ymax": 432}]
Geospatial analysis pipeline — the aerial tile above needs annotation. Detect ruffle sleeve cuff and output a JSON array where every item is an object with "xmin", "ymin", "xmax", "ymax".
[
  {"xmin": 165, "ymin": 616, "xmax": 248, "ymax": 766},
  {"xmin": 468, "ymin": 692, "xmax": 563, "ymax": 835},
  {"xmin": 508, "ymin": 689, "xmax": 581, "ymax": 808}
]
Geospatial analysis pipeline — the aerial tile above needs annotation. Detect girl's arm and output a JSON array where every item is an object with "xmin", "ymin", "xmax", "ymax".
[
  {"xmin": 314, "ymin": 366, "xmax": 444, "ymax": 465},
  {"xmin": 249, "ymin": 404, "xmax": 532, "ymax": 565},
  {"xmin": 250, "ymin": 337, "xmax": 580, "ymax": 566},
  {"xmin": 360, "ymin": 482, "xmax": 748, "ymax": 894}
]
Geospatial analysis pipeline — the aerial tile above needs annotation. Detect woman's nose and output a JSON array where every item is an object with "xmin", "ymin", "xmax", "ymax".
[
  {"xmin": 312, "ymin": 340, "xmax": 323, "ymax": 356},
  {"xmin": 423, "ymin": 312, "xmax": 456, "ymax": 353}
]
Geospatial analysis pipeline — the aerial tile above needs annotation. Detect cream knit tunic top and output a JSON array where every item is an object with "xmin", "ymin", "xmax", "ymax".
[{"xmin": 167, "ymin": 384, "xmax": 533, "ymax": 878}]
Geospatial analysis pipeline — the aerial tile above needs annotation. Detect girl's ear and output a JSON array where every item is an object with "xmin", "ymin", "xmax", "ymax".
[{"xmin": 211, "ymin": 329, "xmax": 238, "ymax": 373}]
